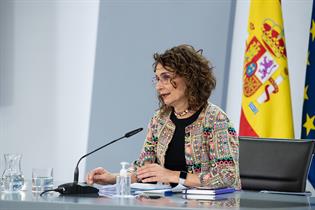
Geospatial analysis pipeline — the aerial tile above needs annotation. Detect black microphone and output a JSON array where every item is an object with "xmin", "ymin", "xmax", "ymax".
[{"xmin": 56, "ymin": 127, "xmax": 143, "ymax": 195}]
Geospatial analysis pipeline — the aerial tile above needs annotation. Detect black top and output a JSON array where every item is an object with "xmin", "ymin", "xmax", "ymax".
[{"xmin": 164, "ymin": 107, "xmax": 203, "ymax": 175}]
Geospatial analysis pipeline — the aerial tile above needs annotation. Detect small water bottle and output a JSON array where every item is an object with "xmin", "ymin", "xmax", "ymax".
[{"xmin": 116, "ymin": 162, "xmax": 131, "ymax": 197}]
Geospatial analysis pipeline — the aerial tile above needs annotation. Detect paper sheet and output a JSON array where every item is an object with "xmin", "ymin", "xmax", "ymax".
[{"xmin": 98, "ymin": 183, "xmax": 187, "ymax": 197}]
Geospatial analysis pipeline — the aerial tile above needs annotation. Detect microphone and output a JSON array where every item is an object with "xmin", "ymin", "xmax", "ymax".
[{"xmin": 56, "ymin": 127, "xmax": 143, "ymax": 195}]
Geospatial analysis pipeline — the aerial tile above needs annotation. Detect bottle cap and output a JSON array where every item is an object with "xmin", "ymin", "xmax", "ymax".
[{"xmin": 119, "ymin": 162, "xmax": 129, "ymax": 177}]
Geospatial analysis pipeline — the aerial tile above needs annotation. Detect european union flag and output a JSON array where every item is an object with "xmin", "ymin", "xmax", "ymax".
[{"xmin": 301, "ymin": 2, "xmax": 315, "ymax": 188}]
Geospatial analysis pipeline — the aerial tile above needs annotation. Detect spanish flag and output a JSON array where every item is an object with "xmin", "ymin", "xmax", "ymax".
[
  {"xmin": 239, "ymin": 0, "xmax": 294, "ymax": 138},
  {"xmin": 301, "ymin": 1, "xmax": 315, "ymax": 188}
]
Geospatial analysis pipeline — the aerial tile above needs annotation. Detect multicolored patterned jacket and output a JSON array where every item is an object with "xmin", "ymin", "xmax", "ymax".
[{"xmin": 134, "ymin": 103, "xmax": 241, "ymax": 189}]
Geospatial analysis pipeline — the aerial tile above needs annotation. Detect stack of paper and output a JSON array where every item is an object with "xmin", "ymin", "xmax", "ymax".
[
  {"xmin": 132, "ymin": 183, "xmax": 172, "ymax": 196},
  {"xmin": 98, "ymin": 184, "xmax": 117, "ymax": 197},
  {"xmin": 98, "ymin": 183, "xmax": 181, "ymax": 197}
]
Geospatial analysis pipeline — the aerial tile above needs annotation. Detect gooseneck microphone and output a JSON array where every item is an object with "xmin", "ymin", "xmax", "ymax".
[
  {"xmin": 42, "ymin": 128, "xmax": 143, "ymax": 196},
  {"xmin": 73, "ymin": 127, "xmax": 143, "ymax": 183}
]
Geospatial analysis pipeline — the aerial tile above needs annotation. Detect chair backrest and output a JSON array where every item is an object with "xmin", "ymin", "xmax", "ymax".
[{"xmin": 239, "ymin": 136, "xmax": 315, "ymax": 192}]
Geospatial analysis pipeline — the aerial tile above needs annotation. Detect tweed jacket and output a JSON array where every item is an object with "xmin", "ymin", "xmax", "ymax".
[{"xmin": 134, "ymin": 103, "xmax": 241, "ymax": 189}]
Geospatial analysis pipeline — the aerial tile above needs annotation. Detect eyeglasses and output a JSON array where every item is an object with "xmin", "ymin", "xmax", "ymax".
[{"xmin": 152, "ymin": 72, "xmax": 175, "ymax": 85}]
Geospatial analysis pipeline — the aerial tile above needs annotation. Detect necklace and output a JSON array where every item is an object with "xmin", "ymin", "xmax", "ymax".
[{"xmin": 174, "ymin": 109, "xmax": 190, "ymax": 117}]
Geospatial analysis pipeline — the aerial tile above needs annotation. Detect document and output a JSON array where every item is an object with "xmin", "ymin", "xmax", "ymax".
[
  {"xmin": 134, "ymin": 183, "xmax": 187, "ymax": 196},
  {"xmin": 98, "ymin": 184, "xmax": 116, "ymax": 197},
  {"xmin": 131, "ymin": 183, "xmax": 171, "ymax": 190},
  {"xmin": 98, "ymin": 183, "xmax": 175, "ymax": 197}
]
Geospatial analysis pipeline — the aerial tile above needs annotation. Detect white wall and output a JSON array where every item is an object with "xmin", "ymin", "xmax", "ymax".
[
  {"xmin": 226, "ymin": 0, "xmax": 314, "ymax": 192},
  {"xmin": 53, "ymin": 0, "xmax": 99, "ymax": 182},
  {"xmin": 0, "ymin": 0, "xmax": 99, "ymax": 182}
]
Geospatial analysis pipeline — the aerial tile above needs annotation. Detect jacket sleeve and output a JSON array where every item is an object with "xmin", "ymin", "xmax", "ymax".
[
  {"xmin": 132, "ymin": 115, "xmax": 159, "ymax": 171},
  {"xmin": 199, "ymin": 110, "xmax": 241, "ymax": 190}
]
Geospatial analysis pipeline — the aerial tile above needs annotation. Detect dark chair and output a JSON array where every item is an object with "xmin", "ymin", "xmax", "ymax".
[{"xmin": 239, "ymin": 136, "xmax": 315, "ymax": 192}]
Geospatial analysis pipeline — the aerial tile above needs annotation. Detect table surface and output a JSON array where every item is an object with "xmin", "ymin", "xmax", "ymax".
[{"xmin": 0, "ymin": 184, "xmax": 315, "ymax": 210}]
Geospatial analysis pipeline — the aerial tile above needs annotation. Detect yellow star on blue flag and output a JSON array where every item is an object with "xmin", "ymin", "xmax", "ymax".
[{"xmin": 301, "ymin": 2, "xmax": 315, "ymax": 189}]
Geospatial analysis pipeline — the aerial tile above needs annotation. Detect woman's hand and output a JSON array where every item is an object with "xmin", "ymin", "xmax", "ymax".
[
  {"xmin": 136, "ymin": 163, "xmax": 179, "ymax": 184},
  {"xmin": 85, "ymin": 167, "xmax": 116, "ymax": 185}
]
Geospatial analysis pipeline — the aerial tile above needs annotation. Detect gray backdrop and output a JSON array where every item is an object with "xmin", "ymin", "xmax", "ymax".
[
  {"xmin": 86, "ymin": 0, "xmax": 236, "ymax": 173},
  {"xmin": 0, "ymin": 0, "xmax": 14, "ymax": 107}
]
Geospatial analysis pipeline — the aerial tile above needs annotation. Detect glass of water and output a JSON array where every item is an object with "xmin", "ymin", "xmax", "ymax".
[{"xmin": 32, "ymin": 168, "xmax": 53, "ymax": 193}]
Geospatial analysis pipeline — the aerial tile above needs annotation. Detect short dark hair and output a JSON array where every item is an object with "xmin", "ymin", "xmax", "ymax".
[{"xmin": 153, "ymin": 44, "xmax": 216, "ymax": 115}]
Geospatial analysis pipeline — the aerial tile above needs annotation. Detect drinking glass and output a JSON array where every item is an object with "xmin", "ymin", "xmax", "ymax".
[{"xmin": 32, "ymin": 168, "xmax": 53, "ymax": 193}]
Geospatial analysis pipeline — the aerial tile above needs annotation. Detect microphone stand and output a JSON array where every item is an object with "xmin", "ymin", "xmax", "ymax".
[
  {"xmin": 73, "ymin": 136, "xmax": 125, "ymax": 183},
  {"xmin": 56, "ymin": 128, "xmax": 143, "ymax": 195}
]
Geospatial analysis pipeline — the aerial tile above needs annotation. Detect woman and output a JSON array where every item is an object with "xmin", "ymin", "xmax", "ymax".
[{"xmin": 86, "ymin": 45, "xmax": 241, "ymax": 189}]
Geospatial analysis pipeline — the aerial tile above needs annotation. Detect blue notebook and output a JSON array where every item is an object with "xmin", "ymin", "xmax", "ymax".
[
  {"xmin": 182, "ymin": 187, "xmax": 235, "ymax": 195},
  {"xmin": 182, "ymin": 193, "xmax": 230, "ymax": 200}
]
